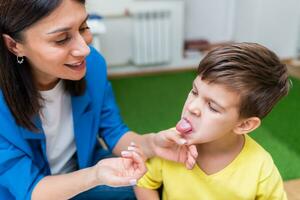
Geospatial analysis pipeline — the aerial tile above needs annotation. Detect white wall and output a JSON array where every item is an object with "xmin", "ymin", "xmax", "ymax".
[
  {"xmin": 87, "ymin": 0, "xmax": 185, "ymax": 66},
  {"xmin": 87, "ymin": 0, "xmax": 300, "ymax": 65},
  {"xmin": 233, "ymin": 0, "xmax": 300, "ymax": 58},
  {"xmin": 184, "ymin": 0, "xmax": 236, "ymax": 42},
  {"xmin": 87, "ymin": 0, "xmax": 133, "ymax": 16},
  {"xmin": 86, "ymin": 0, "xmax": 133, "ymax": 66},
  {"xmin": 184, "ymin": 0, "xmax": 300, "ymax": 58}
]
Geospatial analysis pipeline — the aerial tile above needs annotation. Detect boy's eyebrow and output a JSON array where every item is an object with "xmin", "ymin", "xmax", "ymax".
[{"xmin": 47, "ymin": 14, "xmax": 89, "ymax": 34}]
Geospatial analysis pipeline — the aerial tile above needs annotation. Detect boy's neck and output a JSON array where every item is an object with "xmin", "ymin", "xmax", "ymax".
[{"xmin": 195, "ymin": 134, "xmax": 245, "ymax": 175}]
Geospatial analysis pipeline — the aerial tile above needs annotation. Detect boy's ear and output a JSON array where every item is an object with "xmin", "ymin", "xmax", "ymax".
[
  {"xmin": 233, "ymin": 117, "xmax": 261, "ymax": 135},
  {"xmin": 2, "ymin": 34, "xmax": 24, "ymax": 56}
]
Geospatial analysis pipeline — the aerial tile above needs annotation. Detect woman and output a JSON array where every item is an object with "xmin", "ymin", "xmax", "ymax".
[{"xmin": 0, "ymin": 0, "xmax": 197, "ymax": 199}]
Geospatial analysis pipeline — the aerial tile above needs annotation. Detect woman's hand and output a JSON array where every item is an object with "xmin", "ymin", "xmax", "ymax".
[
  {"xmin": 151, "ymin": 128, "xmax": 198, "ymax": 169},
  {"xmin": 94, "ymin": 143, "xmax": 147, "ymax": 187}
]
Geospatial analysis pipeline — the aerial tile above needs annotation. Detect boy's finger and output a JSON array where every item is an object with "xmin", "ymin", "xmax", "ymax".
[
  {"xmin": 121, "ymin": 151, "xmax": 147, "ymax": 174},
  {"xmin": 127, "ymin": 146, "xmax": 146, "ymax": 161},
  {"xmin": 121, "ymin": 150, "xmax": 132, "ymax": 158},
  {"xmin": 131, "ymin": 151, "xmax": 147, "ymax": 173}
]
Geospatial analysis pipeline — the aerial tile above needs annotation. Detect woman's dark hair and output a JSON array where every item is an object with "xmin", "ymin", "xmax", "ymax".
[{"xmin": 0, "ymin": 0, "xmax": 86, "ymax": 131}]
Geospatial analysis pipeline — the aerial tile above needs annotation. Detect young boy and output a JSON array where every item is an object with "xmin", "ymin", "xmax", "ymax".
[{"xmin": 135, "ymin": 43, "xmax": 289, "ymax": 200}]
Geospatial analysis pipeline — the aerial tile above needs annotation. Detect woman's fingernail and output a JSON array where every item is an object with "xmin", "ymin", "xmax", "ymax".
[
  {"xmin": 129, "ymin": 179, "xmax": 137, "ymax": 186},
  {"xmin": 179, "ymin": 139, "xmax": 187, "ymax": 145},
  {"xmin": 130, "ymin": 141, "xmax": 136, "ymax": 146},
  {"xmin": 128, "ymin": 146, "xmax": 135, "ymax": 151},
  {"xmin": 121, "ymin": 151, "xmax": 130, "ymax": 156}
]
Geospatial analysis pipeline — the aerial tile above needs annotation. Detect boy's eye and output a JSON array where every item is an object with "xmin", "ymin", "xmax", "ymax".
[
  {"xmin": 208, "ymin": 102, "xmax": 219, "ymax": 113},
  {"xmin": 191, "ymin": 89, "xmax": 198, "ymax": 95}
]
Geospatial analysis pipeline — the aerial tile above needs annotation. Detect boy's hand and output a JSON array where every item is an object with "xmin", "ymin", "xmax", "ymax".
[
  {"xmin": 151, "ymin": 128, "xmax": 198, "ymax": 169},
  {"xmin": 94, "ymin": 144, "xmax": 147, "ymax": 187}
]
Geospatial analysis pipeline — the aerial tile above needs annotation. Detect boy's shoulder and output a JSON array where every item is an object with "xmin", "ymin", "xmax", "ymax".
[
  {"xmin": 242, "ymin": 135, "xmax": 277, "ymax": 177},
  {"xmin": 147, "ymin": 156, "xmax": 183, "ymax": 168},
  {"xmin": 244, "ymin": 135, "xmax": 273, "ymax": 160},
  {"xmin": 145, "ymin": 156, "xmax": 188, "ymax": 175}
]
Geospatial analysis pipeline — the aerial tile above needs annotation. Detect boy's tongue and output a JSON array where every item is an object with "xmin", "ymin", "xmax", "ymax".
[{"xmin": 176, "ymin": 118, "xmax": 192, "ymax": 134}]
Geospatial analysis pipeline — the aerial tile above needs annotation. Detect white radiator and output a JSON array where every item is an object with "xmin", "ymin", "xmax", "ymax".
[{"xmin": 132, "ymin": 10, "xmax": 171, "ymax": 66}]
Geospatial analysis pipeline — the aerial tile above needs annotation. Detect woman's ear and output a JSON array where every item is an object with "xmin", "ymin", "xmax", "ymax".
[
  {"xmin": 233, "ymin": 117, "xmax": 261, "ymax": 135},
  {"xmin": 2, "ymin": 34, "xmax": 24, "ymax": 56}
]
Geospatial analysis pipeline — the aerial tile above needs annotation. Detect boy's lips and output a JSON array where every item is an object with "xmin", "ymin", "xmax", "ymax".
[{"xmin": 176, "ymin": 118, "xmax": 193, "ymax": 134}]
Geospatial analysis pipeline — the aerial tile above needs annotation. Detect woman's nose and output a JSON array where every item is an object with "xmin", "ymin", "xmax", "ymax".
[{"xmin": 71, "ymin": 34, "xmax": 90, "ymax": 57}]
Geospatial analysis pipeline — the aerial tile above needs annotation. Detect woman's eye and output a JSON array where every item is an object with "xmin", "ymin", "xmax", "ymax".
[
  {"xmin": 55, "ymin": 36, "xmax": 71, "ymax": 45},
  {"xmin": 79, "ymin": 26, "xmax": 90, "ymax": 33}
]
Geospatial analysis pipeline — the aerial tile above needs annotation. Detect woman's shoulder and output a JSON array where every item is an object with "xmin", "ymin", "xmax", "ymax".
[
  {"xmin": 0, "ymin": 91, "xmax": 18, "ymax": 136},
  {"xmin": 0, "ymin": 91, "xmax": 12, "ymax": 118},
  {"xmin": 84, "ymin": 46, "xmax": 108, "ymax": 87},
  {"xmin": 83, "ymin": 46, "xmax": 110, "ymax": 100},
  {"xmin": 86, "ymin": 46, "xmax": 107, "ymax": 76}
]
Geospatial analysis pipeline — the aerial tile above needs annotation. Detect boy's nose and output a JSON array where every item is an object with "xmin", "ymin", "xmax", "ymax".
[{"xmin": 187, "ymin": 99, "xmax": 201, "ymax": 117}]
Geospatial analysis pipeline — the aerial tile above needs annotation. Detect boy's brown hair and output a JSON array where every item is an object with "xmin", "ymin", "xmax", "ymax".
[{"xmin": 197, "ymin": 42, "xmax": 289, "ymax": 119}]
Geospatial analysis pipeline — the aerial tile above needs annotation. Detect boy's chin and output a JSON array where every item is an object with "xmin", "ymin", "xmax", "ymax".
[
  {"xmin": 185, "ymin": 136, "xmax": 203, "ymax": 144},
  {"xmin": 188, "ymin": 135, "xmax": 213, "ymax": 144}
]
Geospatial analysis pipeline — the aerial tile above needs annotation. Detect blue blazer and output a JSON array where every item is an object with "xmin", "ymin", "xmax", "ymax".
[{"xmin": 0, "ymin": 47, "xmax": 129, "ymax": 199}]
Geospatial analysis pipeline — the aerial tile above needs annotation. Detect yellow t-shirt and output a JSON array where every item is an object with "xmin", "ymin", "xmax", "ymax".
[{"xmin": 137, "ymin": 135, "xmax": 287, "ymax": 200}]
